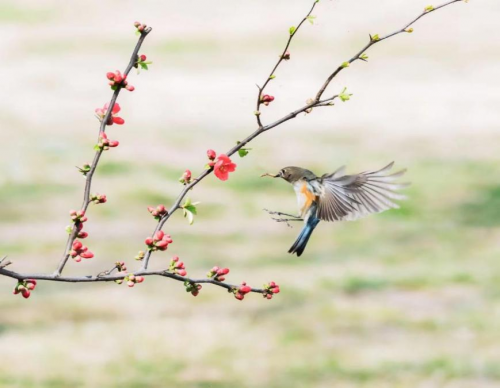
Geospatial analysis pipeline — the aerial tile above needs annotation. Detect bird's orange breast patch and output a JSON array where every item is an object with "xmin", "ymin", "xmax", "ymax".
[{"xmin": 300, "ymin": 183, "xmax": 316, "ymax": 213}]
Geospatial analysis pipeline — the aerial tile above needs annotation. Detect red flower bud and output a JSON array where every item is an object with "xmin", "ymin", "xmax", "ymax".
[
  {"xmin": 72, "ymin": 241, "xmax": 83, "ymax": 250},
  {"xmin": 207, "ymin": 149, "xmax": 216, "ymax": 160},
  {"xmin": 177, "ymin": 269, "xmax": 187, "ymax": 276},
  {"xmin": 106, "ymin": 72, "xmax": 115, "ymax": 80},
  {"xmin": 239, "ymin": 285, "xmax": 252, "ymax": 294},
  {"xmin": 80, "ymin": 251, "xmax": 94, "ymax": 259},
  {"xmin": 172, "ymin": 256, "xmax": 179, "ymax": 262},
  {"xmin": 140, "ymin": 54, "xmax": 147, "ymax": 61},
  {"xmin": 234, "ymin": 293, "xmax": 244, "ymax": 301},
  {"xmin": 22, "ymin": 289, "xmax": 31, "ymax": 299},
  {"xmin": 135, "ymin": 276, "xmax": 144, "ymax": 283},
  {"xmin": 156, "ymin": 240, "xmax": 168, "ymax": 249},
  {"xmin": 145, "ymin": 237, "xmax": 154, "ymax": 245},
  {"xmin": 155, "ymin": 231, "xmax": 165, "ymax": 241}
]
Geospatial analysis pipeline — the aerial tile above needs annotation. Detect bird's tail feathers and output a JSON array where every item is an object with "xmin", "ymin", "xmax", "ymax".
[{"xmin": 288, "ymin": 216, "xmax": 320, "ymax": 257}]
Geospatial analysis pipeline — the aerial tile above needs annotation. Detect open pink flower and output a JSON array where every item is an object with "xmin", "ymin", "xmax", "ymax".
[
  {"xmin": 213, "ymin": 154, "xmax": 236, "ymax": 181},
  {"xmin": 95, "ymin": 102, "xmax": 125, "ymax": 125}
]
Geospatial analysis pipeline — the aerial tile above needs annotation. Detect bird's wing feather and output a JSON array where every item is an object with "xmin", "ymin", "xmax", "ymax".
[{"xmin": 316, "ymin": 162, "xmax": 409, "ymax": 222}]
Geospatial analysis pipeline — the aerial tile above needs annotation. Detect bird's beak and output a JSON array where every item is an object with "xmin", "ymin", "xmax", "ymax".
[{"xmin": 261, "ymin": 172, "xmax": 279, "ymax": 178}]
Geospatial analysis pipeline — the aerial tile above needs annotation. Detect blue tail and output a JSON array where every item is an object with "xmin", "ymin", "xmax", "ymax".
[{"xmin": 288, "ymin": 216, "xmax": 320, "ymax": 257}]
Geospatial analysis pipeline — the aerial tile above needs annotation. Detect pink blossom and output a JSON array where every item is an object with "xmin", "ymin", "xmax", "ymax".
[
  {"xmin": 213, "ymin": 154, "xmax": 236, "ymax": 181},
  {"xmin": 95, "ymin": 102, "xmax": 125, "ymax": 126}
]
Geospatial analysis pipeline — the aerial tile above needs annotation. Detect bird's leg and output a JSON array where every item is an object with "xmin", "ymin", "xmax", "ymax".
[
  {"xmin": 263, "ymin": 209, "xmax": 301, "ymax": 219},
  {"xmin": 271, "ymin": 217, "xmax": 303, "ymax": 228}
]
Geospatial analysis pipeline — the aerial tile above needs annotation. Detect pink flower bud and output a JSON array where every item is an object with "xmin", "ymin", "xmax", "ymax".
[
  {"xmin": 22, "ymin": 289, "xmax": 31, "ymax": 299},
  {"xmin": 26, "ymin": 283, "xmax": 35, "ymax": 290},
  {"xmin": 217, "ymin": 276, "xmax": 225, "ymax": 282},
  {"xmin": 211, "ymin": 266, "xmax": 220, "ymax": 272},
  {"xmin": 140, "ymin": 54, "xmax": 147, "ymax": 61},
  {"xmin": 172, "ymin": 256, "xmax": 179, "ymax": 262},
  {"xmin": 73, "ymin": 241, "xmax": 83, "ymax": 250},
  {"xmin": 234, "ymin": 293, "xmax": 244, "ymax": 301},
  {"xmin": 207, "ymin": 149, "xmax": 216, "ymax": 160},
  {"xmin": 239, "ymin": 285, "xmax": 252, "ymax": 294},
  {"xmin": 271, "ymin": 287, "xmax": 280, "ymax": 294},
  {"xmin": 157, "ymin": 205, "xmax": 166, "ymax": 213},
  {"xmin": 266, "ymin": 294, "xmax": 273, "ymax": 300},
  {"xmin": 106, "ymin": 72, "xmax": 115, "ymax": 80},
  {"xmin": 177, "ymin": 269, "xmax": 187, "ymax": 276},
  {"xmin": 134, "ymin": 21, "xmax": 141, "ymax": 27},
  {"xmin": 108, "ymin": 140, "xmax": 119, "ymax": 148},
  {"xmin": 156, "ymin": 240, "xmax": 168, "ymax": 249},
  {"xmin": 127, "ymin": 281, "xmax": 135, "ymax": 287},
  {"xmin": 147, "ymin": 206, "xmax": 155, "ymax": 213},
  {"xmin": 261, "ymin": 94, "xmax": 275, "ymax": 106},
  {"xmin": 125, "ymin": 84, "xmax": 135, "ymax": 92},
  {"xmin": 135, "ymin": 276, "xmax": 144, "ymax": 283},
  {"xmin": 155, "ymin": 231, "xmax": 165, "ymax": 241},
  {"xmin": 145, "ymin": 237, "xmax": 154, "ymax": 246},
  {"xmin": 80, "ymin": 251, "xmax": 94, "ymax": 259}
]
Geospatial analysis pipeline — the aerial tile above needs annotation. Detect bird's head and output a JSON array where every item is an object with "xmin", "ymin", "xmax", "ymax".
[{"xmin": 261, "ymin": 167, "xmax": 315, "ymax": 183}]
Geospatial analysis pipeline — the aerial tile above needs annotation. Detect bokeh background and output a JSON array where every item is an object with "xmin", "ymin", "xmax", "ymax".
[{"xmin": 1, "ymin": 0, "xmax": 499, "ymax": 387}]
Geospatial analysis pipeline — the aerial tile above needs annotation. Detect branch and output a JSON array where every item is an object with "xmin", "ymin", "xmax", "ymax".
[
  {"xmin": 54, "ymin": 26, "xmax": 152, "ymax": 277},
  {"xmin": 315, "ymin": 0, "xmax": 464, "ymax": 101},
  {"xmin": 0, "ymin": 266, "xmax": 268, "ymax": 295},
  {"xmin": 254, "ymin": 0, "xmax": 319, "ymax": 128}
]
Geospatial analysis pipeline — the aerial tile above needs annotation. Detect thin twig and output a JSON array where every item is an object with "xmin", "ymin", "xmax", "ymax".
[
  {"xmin": 255, "ymin": 0, "xmax": 319, "ymax": 128},
  {"xmin": 315, "ymin": 0, "xmax": 464, "ymax": 101}
]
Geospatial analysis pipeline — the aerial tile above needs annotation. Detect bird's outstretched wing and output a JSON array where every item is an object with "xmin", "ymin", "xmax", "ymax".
[{"xmin": 316, "ymin": 162, "xmax": 409, "ymax": 222}]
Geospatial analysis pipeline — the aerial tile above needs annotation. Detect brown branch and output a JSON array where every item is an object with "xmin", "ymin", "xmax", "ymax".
[
  {"xmin": 54, "ymin": 27, "xmax": 152, "ymax": 277},
  {"xmin": 315, "ymin": 0, "xmax": 464, "ymax": 101},
  {"xmin": 255, "ymin": 0, "xmax": 319, "ymax": 128},
  {"xmin": 0, "ymin": 266, "xmax": 266, "ymax": 295}
]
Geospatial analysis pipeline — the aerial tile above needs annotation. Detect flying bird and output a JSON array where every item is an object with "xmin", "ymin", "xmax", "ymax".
[{"xmin": 262, "ymin": 162, "xmax": 409, "ymax": 256}]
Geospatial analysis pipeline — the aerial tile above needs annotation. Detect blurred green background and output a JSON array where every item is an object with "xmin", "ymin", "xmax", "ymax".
[{"xmin": 1, "ymin": 0, "xmax": 500, "ymax": 387}]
